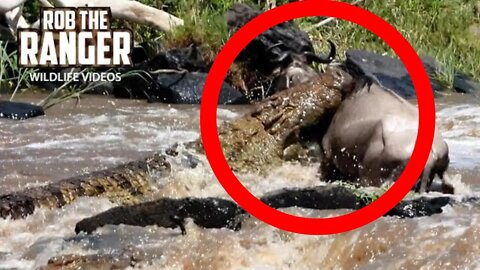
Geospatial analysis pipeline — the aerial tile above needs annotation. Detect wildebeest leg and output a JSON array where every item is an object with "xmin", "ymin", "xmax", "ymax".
[
  {"xmin": 429, "ymin": 154, "xmax": 454, "ymax": 194},
  {"xmin": 428, "ymin": 171, "xmax": 455, "ymax": 194},
  {"xmin": 440, "ymin": 176, "xmax": 455, "ymax": 194},
  {"xmin": 319, "ymin": 136, "xmax": 345, "ymax": 182},
  {"xmin": 416, "ymin": 162, "xmax": 433, "ymax": 193},
  {"xmin": 360, "ymin": 123, "xmax": 385, "ymax": 186},
  {"xmin": 319, "ymin": 156, "xmax": 341, "ymax": 182}
]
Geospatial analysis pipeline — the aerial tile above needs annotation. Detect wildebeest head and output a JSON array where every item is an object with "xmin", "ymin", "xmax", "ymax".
[{"xmin": 269, "ymin": 40, "xmax": 336, "ymax": 92}]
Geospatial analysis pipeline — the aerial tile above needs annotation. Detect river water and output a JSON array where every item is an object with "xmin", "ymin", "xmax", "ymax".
[{"xmin": 0, "ymin": 93, "xmax": 479, "ymax": 269}]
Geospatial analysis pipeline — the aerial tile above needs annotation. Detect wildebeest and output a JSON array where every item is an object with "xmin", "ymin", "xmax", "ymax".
[
  {"xmin": 226, "ymin": 3, "xmax": 337, "ymax": 94},
  {"xmin": 268, "ymin": 40, "xmax": 336, "ymax": 91},
  {"xmin": 321, "ymin": 77, "xmax": 450, "ymax": 193}
]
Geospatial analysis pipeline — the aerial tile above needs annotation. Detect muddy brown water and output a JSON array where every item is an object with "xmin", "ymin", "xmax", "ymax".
[{"xmin": 0, "ymin": 93, "xmax": 479, "ymax": 269}]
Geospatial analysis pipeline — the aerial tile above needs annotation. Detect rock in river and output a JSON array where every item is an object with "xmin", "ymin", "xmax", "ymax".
[
  {"xmin": 453, "ymin": 71, "xmax": 480, "ymax": 94},
  {"xmin": 345, "ymin": 49, "xmax": 444, "ymax": 98},
  {"xmin": 153, "ymin": 72, "xmax": 248, "ymax": 104},
  {"xmin": 0, "ymin": 100, "xmax": 45, "ymax": 120},
  {"xmin": 114, "ymin": 71, "xmax": 248, "ymax": 104}
]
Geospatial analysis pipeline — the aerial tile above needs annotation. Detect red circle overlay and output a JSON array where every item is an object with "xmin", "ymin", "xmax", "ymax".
[{"xmin": 200, "ymin": 0, "xmax": 435, "ymax": 235}]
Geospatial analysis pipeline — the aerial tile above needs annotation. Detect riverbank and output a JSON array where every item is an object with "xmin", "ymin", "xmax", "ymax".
[{"xmin": 2, "ymin": 0, "xmax": 479, "ymax": 103}]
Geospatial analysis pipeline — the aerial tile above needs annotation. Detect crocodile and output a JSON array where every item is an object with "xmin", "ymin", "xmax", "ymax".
[
  {"xmin": 0, "ymin": 154, "xmax": 170, "ymax": 219},
  {"xmin": 192, "ymin": 66, "xmax": 355, "ymax": 173},
  {"xmin": 39, "ymin": 247, "xmax": 146, "ymax": 270},
  {"xmin": 74, "ymin": 185, "xmax": 457, "ymax": 235}
]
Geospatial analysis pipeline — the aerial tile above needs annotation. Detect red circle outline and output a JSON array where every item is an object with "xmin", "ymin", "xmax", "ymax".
[{"xmin": 200, "ymin": 0, "xmax": 435, "ymax": 235}]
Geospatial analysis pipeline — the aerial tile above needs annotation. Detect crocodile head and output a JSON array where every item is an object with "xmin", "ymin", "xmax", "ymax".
[{"xmin": 145, "ymin": 153, "xmax": 171, "ymax": 178}]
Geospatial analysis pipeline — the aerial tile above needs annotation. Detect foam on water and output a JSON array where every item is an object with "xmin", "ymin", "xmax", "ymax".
[
  {"xmin": 0, "ymin": 157, "xmax": 477, "ymax": 270},
  {"xmin": 437, "ymin": 103, "xmax": 480, "ymax": 170},
  {"xmin": 0, "ymin": 197, "xmax": 118, "ymax": 269}
]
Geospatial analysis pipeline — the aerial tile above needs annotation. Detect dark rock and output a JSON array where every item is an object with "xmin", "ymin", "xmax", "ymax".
[
  {"xmin": 0, "ymin": 23, "xmax": 15, "ymax": 42},
  {"xmin": 137, "ymin": 41, "xmax": 164, "ymax": 61},
  {"xmin": 113, "ymin": 44, "xmax": 245, "ymax": 104},
  {"xmin": 89, "ymin": 81, "xmax": 115, "ymax": 96},
  {"xmin": 120, "ymin": 42, "xmax": 164, "ymax": 67},
  {"xmin": 148, "ymin": 45, "xmax": 210, "ymax": 72},
  {"xmin": 130, "ymin": 45, "xmax": 150, "ymax": 65},
  {"xmin": 453, "ymin": 71, "xmax": 480, "ymax": 94},
  {"xmin": 111, "ymin": 70, "xmax": 153, "ymax": 100},
  {"xmin": 0, "ymin": 101, "xmax": 45, "ymax": 120},
  {"xmin": 115, "ymin": 72, "xmax": 248, "ymax": 104},
  {"xmin": 345, "ymin": 49, "xmax": 445, "ymax": 98},
  {"xmin": 154, "ymin": 72, "xmax": 247, "ymax": 104}
]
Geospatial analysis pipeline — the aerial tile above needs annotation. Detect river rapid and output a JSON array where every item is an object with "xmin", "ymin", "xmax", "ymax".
[{"xmin": 0, "ymin": 93, "xmax": 479, "ymax": 269}]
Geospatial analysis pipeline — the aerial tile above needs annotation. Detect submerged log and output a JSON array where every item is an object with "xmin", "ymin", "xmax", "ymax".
[
  {"xmin": 75, "ymin": 185, "xmax": 458, "ymax": 235},
  {"xmin": 0, "ymin": 154, "xmax": 170, "ymax": 220}
]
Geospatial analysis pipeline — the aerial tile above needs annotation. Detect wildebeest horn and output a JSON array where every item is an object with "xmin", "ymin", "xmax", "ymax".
[
  {"xmin": 304, "ymin": 40, "xmax": 336, "ymax": 64},
  {"xmin": 266, "ymin": 42, "xmax": 292, "ymax": 65},
  {"xmin": 266, "ymin": 42, "xmax": 288, "ymax": 52},
  {"xmin": 270, "ymin": 52, "xmax": 292, "ymax": 65}
]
